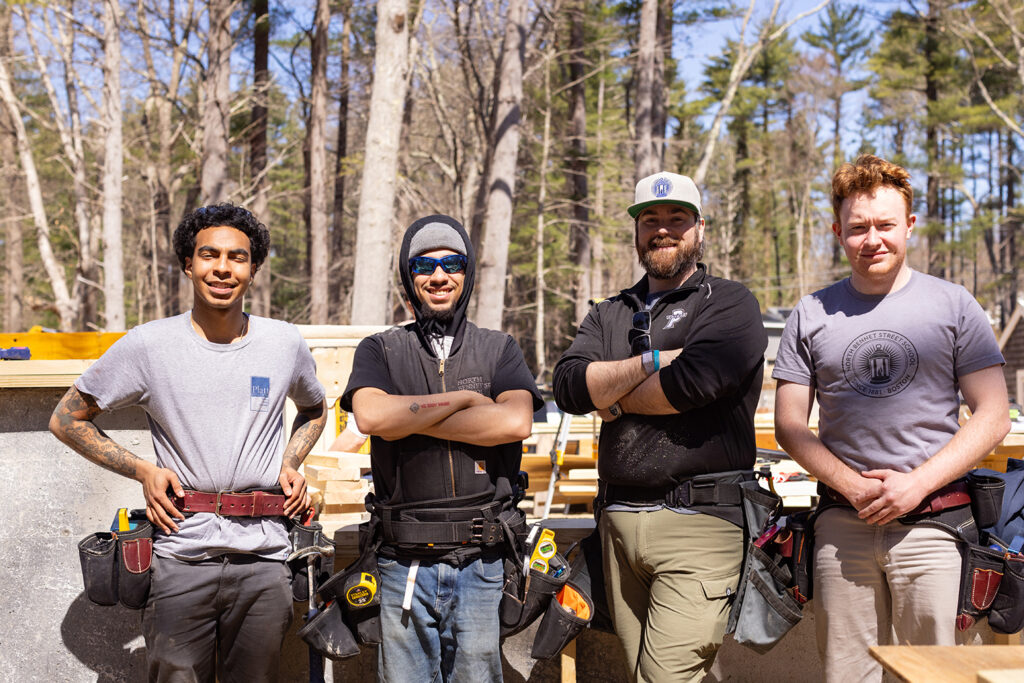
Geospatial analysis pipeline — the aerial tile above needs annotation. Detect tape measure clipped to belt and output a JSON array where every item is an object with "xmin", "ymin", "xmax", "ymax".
[{"xmin": 344, "ymin": 572, "xmax": 378, "ymax": 608}]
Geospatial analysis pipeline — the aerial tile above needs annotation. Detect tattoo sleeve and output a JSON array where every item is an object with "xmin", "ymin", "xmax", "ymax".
[
  {"xmin": 50, "ymin": 387, "xmax": 142, "ymax": 480},
  {"xmin": 283, "ymin": 400, "xmax": 327, "ymax": 470}
]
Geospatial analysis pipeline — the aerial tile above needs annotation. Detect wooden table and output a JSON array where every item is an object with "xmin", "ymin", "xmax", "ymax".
[{"xmin": 870, "ymin": 645, "xmax": 1024, "ymax": 682}]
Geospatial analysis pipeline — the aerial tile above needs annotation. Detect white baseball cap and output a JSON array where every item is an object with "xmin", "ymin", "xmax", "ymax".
[{"xmin": 627, "ymin": 172, "xmax": 703, "ymax": 219}]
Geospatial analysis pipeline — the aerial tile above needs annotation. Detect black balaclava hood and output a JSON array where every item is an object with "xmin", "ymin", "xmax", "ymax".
[{"xmin": 399, "ymin": 215, "xmax": 475, "ymax": 354}]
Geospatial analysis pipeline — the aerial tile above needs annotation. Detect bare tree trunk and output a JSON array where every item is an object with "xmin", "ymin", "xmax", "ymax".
[
  {"xmin": 0, "ymin": 54, "xmax": 76, "ymax": 329},
  {"xmin": 632, "ymin": 0, "xmax": 658, "ymax": 283},
  {"xmin": 307, "ymin": 0, "xmax": 330, "ymax": 323},
  {"xmin": 473, "ymin": 0, "xmax": 526, "ymax": 331},
  {"xmin": 101, "ymin": 0, "xmax": 125, "ymax": 330},
  {"xmin": 350, "ymin": 0, "xmax": 409, "ymax": 324},
  {"xmin": 594, "ymin": 54, "xmax": 608, "ymax": 297},
  {"xmin": 0, "ymin": 4, "xmax": 20, "ymax": 331},
  {"xmin": 535, "ymin": 47, "xmax": 554, "ymax": 382},
  {"xmin": 568, "ymin": 0, "xmax": 591, "ymax": 325},
  {"xmin": 332, "ymin": 0, "xmax": 352, "ymax": 322},
  {"xmin": 248, "ymin": 0, "xmax": 271, "ymax": 316},
  {"xmin": 201, "ymin": 0, "xmax": 233, "ymax": 204}
]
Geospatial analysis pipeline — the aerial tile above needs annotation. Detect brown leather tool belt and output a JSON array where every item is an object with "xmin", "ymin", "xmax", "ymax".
[
  {"xmin": 818, "ymin": 479, "xmax": 970, "ymax": 517},
  {"xmin": 170, "ymin": 489, "xmax": 288, "ymax": 517}
]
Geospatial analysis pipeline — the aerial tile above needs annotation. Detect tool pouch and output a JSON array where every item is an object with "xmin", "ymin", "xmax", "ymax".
[
  {"xmin": 319, "ymin": 549, "xmax": 382, "ymax": 646},
  {"xmin": 297, "ymin": 600, "xmax": 361, "ymax": 660},
  {"xmin": 530, "ymin": 581, "xmax": 594, "ymax": 660},
  {"xmin": 727, "ymin": 480, "xmax": 802, "ymax": 653},
  {"xmin": 288, "ymin": 520, "xmax": 332, "ymax": 603},
  {"xmin": 115, "ymin": 521, "xmax": 154, "ymax": 609},
  {"xmin": 967, "ymin": 471, "xmax": 1005, "ymax": 530},
  {"xmin": 499, "ymin": 553, "xmax": 568, "ymax": 638},
  {"xmin": 955, "ymin": 543, "xmax": 1004, "ymax": 631},
  {"xmin": 78, "ymin": 532, "xmax": 120, "ymax": 606},
  {"xmin": 786, "ymin": 510, "xmax": 814, "ymax": 604},
  {"xmin": 988, "ymin": 554, "xmax": 1024, "ymax": 634}
]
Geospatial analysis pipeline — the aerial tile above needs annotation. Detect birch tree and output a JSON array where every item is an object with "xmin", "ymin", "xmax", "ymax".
[
  {"xmin": 474, "ymin": 0, "xmax": 526, "ymax": 331},
  {"xmin": 101, "ymin": 0, "xmax": 125, "ymax": 330},
  {"xmin": 350, "ymin": 0, "xmax": 409, "ymax": 324},
  {"xmin": 0, "ymin": 4, "xmax": 20, "ymax": 332},
  {"xmin": 0, "ymin": 52, "xmax": 76, "ymax": 330}
]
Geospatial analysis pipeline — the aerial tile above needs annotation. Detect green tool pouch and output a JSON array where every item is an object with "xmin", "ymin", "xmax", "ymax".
[
  {"xmin": 115, "ymin": 521, "xmax": 154, "ymax": 609},
  {"xmin": 297, "ymin": 600, "xmax": 360, "ymax": 660},
  {"xmin": 499, "ymin": 553, "xmax": 568, "ymax": 638},
  {"xmin": 78, "ymin": 532, "xmax": 119, "ymax": 606}
]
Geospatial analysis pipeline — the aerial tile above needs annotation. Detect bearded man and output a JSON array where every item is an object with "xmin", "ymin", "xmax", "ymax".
[{"xmin": 553, "ymin": 172, "xmax": 767, "ymax": 682}]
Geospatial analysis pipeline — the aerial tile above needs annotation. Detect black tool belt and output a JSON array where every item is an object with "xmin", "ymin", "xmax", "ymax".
[
  {"xmin": 370, "ymin": 494, "xmax": 524, "ymax": 548},
  {"xmin": 603, "ymin": 469, "xmax": 753, "ymax": 508}
]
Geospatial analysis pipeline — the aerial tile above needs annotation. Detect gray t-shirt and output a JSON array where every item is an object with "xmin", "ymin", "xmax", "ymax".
[
  {"xmin": 77, "ymin": 312, "xmax": 325, "ymax": 560},
  {"xmin": 772, "ymin": 271, "xmax": 1004, "ymax": 473}
]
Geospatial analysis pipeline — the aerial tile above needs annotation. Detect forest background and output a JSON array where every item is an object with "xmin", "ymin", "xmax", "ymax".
[{"xmin": 1, "ymin": 0, "xmax": 1022, "ymax": 385}]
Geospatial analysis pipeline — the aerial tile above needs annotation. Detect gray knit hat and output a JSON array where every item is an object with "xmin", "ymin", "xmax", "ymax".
[{"xmin": 408, "ymin": 221, "xmax": 467, "ymax": 257}]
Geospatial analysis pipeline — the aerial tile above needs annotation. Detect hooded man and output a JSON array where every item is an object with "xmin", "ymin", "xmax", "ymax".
[
  {"xmin": 341, "ymin": 215, "xmax": 542, "ymax": 682},
  {"xmin": 552, "ymin": 172, "xmax": 767, "ymax": 682}
]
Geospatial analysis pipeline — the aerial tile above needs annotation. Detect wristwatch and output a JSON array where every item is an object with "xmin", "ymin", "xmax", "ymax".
[{"xmin": 641, "ymin": 349, "xmax": 660, "ymax": 375}]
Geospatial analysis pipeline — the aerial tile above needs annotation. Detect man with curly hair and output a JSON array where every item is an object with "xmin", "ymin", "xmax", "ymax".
[
  {"xmin": 774, "ymin": 155, "xmax": 1010, "ymax": 682},
  {"xmin": 50, "ymin": 204, "xmax": 327, "ymax": 681}
]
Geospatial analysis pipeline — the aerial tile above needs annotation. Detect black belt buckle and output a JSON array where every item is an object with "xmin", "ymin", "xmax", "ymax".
[{"xmin": 470, "ymin": 518, "xmax": 486, "ymax": 543}]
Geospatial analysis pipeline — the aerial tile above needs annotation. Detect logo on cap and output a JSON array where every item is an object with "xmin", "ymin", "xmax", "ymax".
[{"xmin": 652, "ymin": 177, "xmax": 673, "ymax": 198}]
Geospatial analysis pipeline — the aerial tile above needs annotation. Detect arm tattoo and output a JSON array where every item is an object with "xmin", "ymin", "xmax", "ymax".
[
  {"xmin": 51, "ymin": 387, "xmax": 141, "ymax": 479},
  {"xmin": 409, "ymin": 400, "xmax": 449, "ymax": 414},
  {"xmin": 283, "ymin": 402, "xmax": 327, "ymax": 469}
]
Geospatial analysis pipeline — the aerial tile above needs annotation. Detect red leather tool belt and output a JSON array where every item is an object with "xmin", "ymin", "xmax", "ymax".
[
  {"xmin": 171, "ymin": 489, "xmax": 288, "ymax": 517},
  {"xmin": 820, "ymin": 480, "xmax": 970, "ymax": 517}
]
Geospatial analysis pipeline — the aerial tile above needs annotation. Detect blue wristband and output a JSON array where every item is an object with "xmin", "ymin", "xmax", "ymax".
[{"xmin": 653, "ymin": 349, "xmax": 660, "ymax": 372}]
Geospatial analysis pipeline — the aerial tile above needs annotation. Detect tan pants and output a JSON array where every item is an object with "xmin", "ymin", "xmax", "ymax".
[
  {"xmin": 600, "ymin": 508, "xmax": 743, "ymax": 683},
  {"xmin": 814, "ymin": 506, "xmax": 965, "ymax": 683}
]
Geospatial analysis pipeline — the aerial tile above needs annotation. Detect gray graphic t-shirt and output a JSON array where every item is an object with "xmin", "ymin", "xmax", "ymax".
[
  {"xmin": 773, "ymin": 271, "xmax": 1004, "ymax": 473},
  {"xmin": 77, "ymin": 313, "xmax": 325, "ymax": 560}
]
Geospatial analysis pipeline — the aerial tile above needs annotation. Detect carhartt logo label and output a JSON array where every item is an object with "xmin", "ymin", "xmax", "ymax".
[
  {"xmin": 652, "ymin": 177, "xmax": 672, "ymax": 198},
  {"xmin": 663, "ymin": 308, "xmax": 687, "ymax": 329},
  {"xmin": 474, "ymin": 461, "xmax": 487, "ymax": 474},
  {"xmin": 842, "ymin": 331, "xmax": 918, "ymax": 398},
  {"xmin": 250, "ymin": 377, "xmax": 270, "ymax": 412}
]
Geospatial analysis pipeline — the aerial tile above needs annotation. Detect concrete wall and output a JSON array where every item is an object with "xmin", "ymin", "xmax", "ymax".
[{"xmin": 0, "ymin": 386, "xmax": 827, "ymax": 682}]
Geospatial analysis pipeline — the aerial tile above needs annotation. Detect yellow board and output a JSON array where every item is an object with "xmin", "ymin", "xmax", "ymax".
[{"xmin": 0, "ymin": 331, "xmax": 125, "ymax": 360}]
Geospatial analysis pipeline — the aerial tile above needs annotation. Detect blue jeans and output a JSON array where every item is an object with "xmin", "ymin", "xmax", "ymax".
[{"xmin": 377, "ymin": 555, "xmax": 504, "ymax": 683}]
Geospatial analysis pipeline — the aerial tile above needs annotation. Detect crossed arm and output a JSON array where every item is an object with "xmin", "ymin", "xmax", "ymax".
[
  {"xmin": 585, "ymin": 348, "xmax": 684, "ymax": 419},
  {"xmin": 50, "ymin": 385, "xmax": 326, "ymax": 532},
  {"xmin": 351, "ymin": 387, "xmax": 534, "ymax": 447},
  {"xmin": 774, "ymin": 365, "xmax": 1010, "ymax": 525}
]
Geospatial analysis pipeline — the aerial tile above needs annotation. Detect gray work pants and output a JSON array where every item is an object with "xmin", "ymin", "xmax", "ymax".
[{"xmin": 142, "ymin": 553, "xmax": 293, "ymax": 683}]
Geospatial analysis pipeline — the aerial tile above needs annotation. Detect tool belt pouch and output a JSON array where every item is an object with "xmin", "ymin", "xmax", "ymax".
[
  {"xmin": 967, "ymin": 471, "xmax": 1005, "ymax": 530},
  {"xmin": 786, "ymin": 510, "xmax": 815, "ymax": 604},
  {"xmin": 115, "ymin": 521, "xmax": 154, "ymax": 609},
  {"xmin": 988, "ymin": 554, "xmax": 1024, "ymax": 634},
  {"xmin": 297, "ymin": 600, "xmax": 360, "ymax": 660},
  {"xmin": 956, "ymin": 543, "xmax": 1004, "ymax": 631},
  {"xmin": 319, "ymin": 521, "xmax": 382, "ymax": 646},
  {"xmin": 530, "ymin": 581, "xmax": 594, "ymax": 660},
  {"xmin": 78, "ymin": 532, "xmax": 119, "ymax": 606},
  {"xmin": 499, "ymin": 553, "xmax": 568, "ymax": 638},
  {"xmin": 727, "ymin": 480, "xmax": 802, "ymax": 653},
  {"xmin": 288, "ymin": 520, "xmax": 330, "ymax": 603}
]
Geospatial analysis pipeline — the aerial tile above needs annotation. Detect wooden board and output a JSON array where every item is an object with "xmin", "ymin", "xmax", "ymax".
[{"xmin": 869, "ymin": 646, "xmax": 1024, "ymax": 683}]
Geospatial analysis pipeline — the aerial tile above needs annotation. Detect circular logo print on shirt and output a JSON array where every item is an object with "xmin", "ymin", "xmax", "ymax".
[
  {"xmin": 652, "ymin": 176, "xmax": 673, "ymax": 198},
  {"xmin": 842, "ymin": 330, "xmax": 919, "ymax": 398}
]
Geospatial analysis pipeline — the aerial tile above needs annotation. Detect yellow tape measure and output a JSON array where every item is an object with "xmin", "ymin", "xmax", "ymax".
[{"xmin": 345, "ymin": 572, "xmax": 378, "ymax": 607}]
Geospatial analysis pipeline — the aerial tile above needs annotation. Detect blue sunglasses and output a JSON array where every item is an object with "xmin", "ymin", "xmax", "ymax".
[{"xmin": 409, "ymin": 254, "xmax": 468, "ymax": 275}]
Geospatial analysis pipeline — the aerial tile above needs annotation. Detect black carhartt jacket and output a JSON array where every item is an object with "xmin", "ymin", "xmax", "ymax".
[{"xmin": 553, "ymin": 265, "xmax": 767, "ymax": 490}]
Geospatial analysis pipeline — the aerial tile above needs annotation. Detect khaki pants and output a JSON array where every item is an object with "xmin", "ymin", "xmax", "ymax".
[
  {"xmin": 600, "ymin": 508, "xmax": 742, "ymax": 683},
  {"xmin": 814, "ymin": 506, "xmax": 965, "ymax": 683}
]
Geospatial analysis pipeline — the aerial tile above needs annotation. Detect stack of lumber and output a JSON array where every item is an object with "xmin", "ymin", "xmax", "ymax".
[
  {"xmin": 520, "ymin": 433, "xmax": 599, "ymax": 515},
  {"xmin": 303, "ymin": 451, "xmax": 373, "ymax": 536}
]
